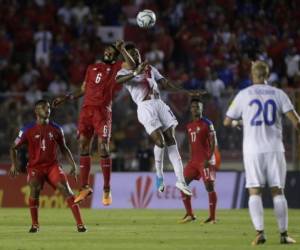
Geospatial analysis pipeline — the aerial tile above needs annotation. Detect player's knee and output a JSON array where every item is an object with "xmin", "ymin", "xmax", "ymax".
[
  {"xmin": 164, "ymin": 133, "xmax": 176, "ymax": 146},
  {"xmin": 99, "ymin": 142, "xmax": 109, "ymax": 157},
  {"xmin": 29, "ymin": 184, "xmax": 41, "ymax": 198},
  {"xmin": 79, "ymin": 141, "xmax": 90, "ymax": 155},
  {"xmin": 205, "ymin": 182, "xmax": 214, "ymax": 192},
  {"xmin": 271, "ymin": 187, "xmax": 283, "ymax": 197},
  {"xmin": 154, "ymin": 138, "xmax": 165, "ymax": 148}
]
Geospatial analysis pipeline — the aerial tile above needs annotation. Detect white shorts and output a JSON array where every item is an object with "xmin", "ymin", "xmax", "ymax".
[
  {"xmin": 137, "ymin": 99, "xmax": 178, "ymax": 135},
  {"xmin": 243, "ymin": 152, "xmax": 286, "ymax": 188}
]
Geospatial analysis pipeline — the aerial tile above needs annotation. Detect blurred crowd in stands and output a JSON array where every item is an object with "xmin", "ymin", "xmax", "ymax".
[{"xmin": 0, "ymin": 0, "xmax": 298, "ymax": 169}]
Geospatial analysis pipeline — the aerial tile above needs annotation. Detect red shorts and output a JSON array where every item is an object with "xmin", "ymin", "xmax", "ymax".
[
  {"xmin": 78, "ymin": 106, "xmax": 112, "ymax": 139},
  {"xmin": 27, "ymin": 164, "xmax": 68, "ymax": 189},
  {"xmin": 184, "ymin": 160, "xmax": 216, "ymax": 183}
]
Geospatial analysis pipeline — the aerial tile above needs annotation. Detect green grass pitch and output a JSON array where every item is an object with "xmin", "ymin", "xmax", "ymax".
[{"xmin": 0, "ymin": 208, "xmax": 299, "ymax": 250}]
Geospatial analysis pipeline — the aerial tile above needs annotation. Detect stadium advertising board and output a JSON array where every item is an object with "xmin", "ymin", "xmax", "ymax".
[
  {"xmin": 0, "ymin": 174, "xmax": 92, "ymax": 208},
  {"xmin": 91, "ymin": 172, "xmax": 239, "ymax": 209}
]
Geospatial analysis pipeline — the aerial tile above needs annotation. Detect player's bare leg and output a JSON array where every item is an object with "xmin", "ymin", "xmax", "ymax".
[
  {"xmin": 178, "ymin": 178, "xmax": 196, "ymax": 223},
  {"xmin": 75, "ymin": 135, "xmax": 93, "ymax": 204},
  {"xmin": 203, "ymin": 180, "xmax": 217, "ymax": 224},
  {"xmin": 163, "ymin": 127, "xmax": 192, "ymax": 196},
  {"xmin": 99, "ymin": 137, "xmax": 112, "ymax": 206},
  {"xmin": 271, "ymin": 187, "xmax": 296, "ymax": 244},
  {"xmin": 28, "ymin": 181, "xmax": 41, "ymax": 233},
  {"xmin": 150, "ymin": 128, "xmax": 165, "ymax": 192},
  {"xmin": 248, "ymin": 188, "xmax": 266, "ymax": 245},
  {"xmin": 56, "ymin": 182, "xmax": 87, "ymax": 232}
]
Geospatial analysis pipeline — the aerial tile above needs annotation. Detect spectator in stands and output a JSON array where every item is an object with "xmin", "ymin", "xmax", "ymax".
[
  {"xmin": 205, "ymin": 68, "xmax": 225, "ymax": 100},
  {"xmin": 145, "ymin": 42, "xmax": 164, "ymax": 71},
  {"xmin": 34, "ymin": 24, "xmax": 53, "ymax": 66},
  {"xmin": 284, "ymin": 46, "xmax": 300, "ymax": 83},
  {"xmin": 48, "ymin": 74, "xmax": 68, "ymax": 96}
]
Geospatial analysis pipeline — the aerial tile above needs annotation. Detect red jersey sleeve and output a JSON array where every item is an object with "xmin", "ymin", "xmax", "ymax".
[{"xmin": 14, "ymin": 123, "xmax": 35, "ymax": 147}]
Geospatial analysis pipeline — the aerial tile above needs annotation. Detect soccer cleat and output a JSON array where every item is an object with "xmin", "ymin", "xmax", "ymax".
[
  {"xmin": 156, "ymin": 176, "xmax": 165, "ymax": 192},
  {"xmin": 280, "ymin": 232, "xmax": 296, "ymax": 244},
  {"xmin": 77, "ymin": 224, "xmax": 87, "ymax": 233},
  {"xmin": 28, "ymin": 224, "xmax": 39, "ymax": 233},
  {"xmin": 251, "ymin": 231, "xmax": 266, "ymax": 246},
  {"xmin": 203, "ymin": 217, "xmax": 217, "ymax": 224},
  {"xmin": 102, "ymin": 190, "xmax": 112, "ymax": 206},
  {"xmin": 74, "ymin": 186, "xmax": 93, "ymax": 204},
  {"xmin": 175, "ymin": 181, "xmax": 192, "ymax": 196},
  {"xmin": 178, "ymin": 214, "xmax": 196, "ymax": 224}
]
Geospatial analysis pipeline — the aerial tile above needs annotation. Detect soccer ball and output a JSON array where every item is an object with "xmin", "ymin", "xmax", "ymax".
[{"xmin": 136, "ymin": 9, "xmax": 156, "ymax": 28}]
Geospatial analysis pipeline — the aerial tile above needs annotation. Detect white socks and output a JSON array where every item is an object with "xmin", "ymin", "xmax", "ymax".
[
  {"xmin": 273, "ymin": 195, "xmax": 288, "ymax": 233},
  {"xmin": 166, "ymin": 144, "xmax": 185, "ymax": 183},
  {"xmin": 248, "ymin": 195, "xmax": 264, "ymax": 231},
  {"xmin": 154, "ymin": 146, "xmax": 164, "ymax": 178}
]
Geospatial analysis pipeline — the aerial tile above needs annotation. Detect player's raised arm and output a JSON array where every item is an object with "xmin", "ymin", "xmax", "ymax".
[
  {"xmin": 158, "ymin": 78, "xmax": 206, "ymax": 97},
  {"xmin": 52, "ymin": 81, "xmax": 86, "ymax": 108},
  {"xmin": 57, "ymin": 129, "xmax": 79, "ymax": 181},
  {"xmin": 115, "ymin": 40, "xmax": 136, "ymax": 70},
  {"xmin": 116, "ymin": 62, "xmax": 148, "ymax": 84}
]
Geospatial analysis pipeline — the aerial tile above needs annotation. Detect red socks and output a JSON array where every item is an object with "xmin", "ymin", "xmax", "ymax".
[
  {"xmin": 208, "ymin": 191, "xmax": 217, "ymax": 220},
  {"xmin": 100, "ymin": 157, "xmax": 112, "ymax": 190},
  {"xmin": 79, "ymin": 156, "xmax": 91, "ymax": 187},
  {"xmin": 180, "ymin": 191, "xmax": 193, "ymax": 216},
  {"xmin": 66, "ymin": 196, "xmax": 84, "ymax": 226},
  {"xmin": 29, "ymin": 197, "xmax": 39, "ymax": 226}
]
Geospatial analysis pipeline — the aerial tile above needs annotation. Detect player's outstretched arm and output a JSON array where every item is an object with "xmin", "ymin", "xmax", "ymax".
[
  {"xmin": 116, "ymin": 62, "xmax": 148, "ymax": 84},
  {"xmin": 59, "ymin": 139, "xmax": 79, "ymax": 181},
  {"xmin": 285, "ymin": 110, "xmax": 300, "ymax": 131},
  {"xmin": 115, "ymin": 40, "xmax": 136, "ymax": 70},
  {"xmin": 158, "ymin": 78, "xmax": 206, "ymax": 96},
  {"xmin": 51, "ymin": 82, "xmax": 86, "ymax": 108},
  {"xmin": 9, "ymin": 144, "xmax": 20, "ymax": 177}
]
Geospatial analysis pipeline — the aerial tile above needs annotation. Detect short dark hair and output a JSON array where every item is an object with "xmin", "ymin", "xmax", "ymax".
[
  {"xmin": 124, "ymin": 42, "xmax": 137, "ymax": 51},
  {"xmin": 191, "ymin": 97, "xmax": 202, "ymax": 103},
  {"xmin": 34, "ymin": 99, "xmax": 49, "ymax": 107}
]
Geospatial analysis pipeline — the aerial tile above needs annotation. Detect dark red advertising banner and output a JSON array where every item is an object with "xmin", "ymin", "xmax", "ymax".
[{"xmin": 0, "ymin": 174, "xmax": 92, "ymax": 208}]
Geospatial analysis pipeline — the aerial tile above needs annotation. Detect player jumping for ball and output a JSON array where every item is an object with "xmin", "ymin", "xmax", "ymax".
[
  {"xmin": 9, "ymin": 100, "xmax": 86, "ymax": 233},
  {"xmin": 52, "ymin": 41, "xmax": 136, "ymax": 205},
  {"xmin": 116, "ymin": 43, "xmax": 204, "ymax": 196}
]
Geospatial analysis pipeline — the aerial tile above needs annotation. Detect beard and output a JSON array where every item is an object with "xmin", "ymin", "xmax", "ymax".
[{"xmin": 102, "ymin": 56, "xmax": 115, "ymax": 64}]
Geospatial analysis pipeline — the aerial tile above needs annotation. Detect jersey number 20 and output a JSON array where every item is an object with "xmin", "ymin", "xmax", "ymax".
[{"xmin": 249, "ymin": 99, "xmax": 276, "ymax": 126}]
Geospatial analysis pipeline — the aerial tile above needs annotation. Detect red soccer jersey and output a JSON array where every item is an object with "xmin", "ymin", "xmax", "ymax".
[
  {"xmin": 186, "ymin": 117, "xmax": 215, "ymax": 163},
  {"xmin": 82, "ymin": 61, "xmax": 123, "ymax": 110},
  {"xmin": 15, "ymin": 122, "xmax": 65, "ymax": 169}
]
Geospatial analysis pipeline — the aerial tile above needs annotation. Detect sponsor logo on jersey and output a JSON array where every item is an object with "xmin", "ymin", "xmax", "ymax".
[
  {"xmin": 196, "ymin": 126, "xmax": 201, "ymax": 132},
  {"xmin": 49, "ymin": 132, "xmax": 53, "ymax": 140},
  {"xmin": 34, "ymin": 134, "xmax": 40, "ymax": 139}
]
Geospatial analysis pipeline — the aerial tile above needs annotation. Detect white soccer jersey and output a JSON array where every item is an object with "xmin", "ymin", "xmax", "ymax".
[
  {"xmin": 116, "ymin": 65, "xmax": 164, "ymax": 104},
  {"xmin": 226, "ymin": 84, "xmax": 294, "ymax": 154}
]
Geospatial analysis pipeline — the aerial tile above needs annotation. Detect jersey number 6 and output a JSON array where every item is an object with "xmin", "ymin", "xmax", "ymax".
[
  {"xmin": 249, "ymin": 99, "xmax": 276, "ymax": 126},
  {"xmin": 95, "ymin": 73, "xmax": 102, "ymax": 84}
]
